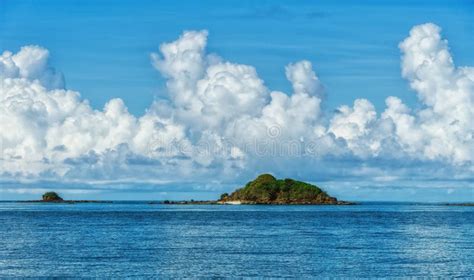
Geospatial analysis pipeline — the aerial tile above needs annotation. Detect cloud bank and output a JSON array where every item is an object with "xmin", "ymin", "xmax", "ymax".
[{"xmin": 1, "ymin": 23, "xmax": 473, "ymax": 194}]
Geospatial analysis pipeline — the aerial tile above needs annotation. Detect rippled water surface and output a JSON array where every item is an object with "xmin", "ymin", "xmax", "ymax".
[{"xmin": 0, "ymin": 202, "xmax": 473, "ymax": 277}]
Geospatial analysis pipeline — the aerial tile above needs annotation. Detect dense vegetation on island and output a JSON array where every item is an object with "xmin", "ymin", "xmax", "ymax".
[
  {"xmin": 219, "ymin": 174, "xmax": 348, "ymax": 205},
  {"xmin": 42, "ymin": 192, "xmax": 63, "ymax": 202}
]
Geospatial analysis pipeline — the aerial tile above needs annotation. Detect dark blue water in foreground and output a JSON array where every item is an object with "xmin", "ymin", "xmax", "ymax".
[{"xmin": 0, "ymin": 202, "xmax": 473, "ymax": 278}]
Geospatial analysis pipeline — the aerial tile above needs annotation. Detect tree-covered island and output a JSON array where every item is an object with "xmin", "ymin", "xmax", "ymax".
[{"xmin": 217, "ymin": 174, "xmax": 351, "ymax": 205}]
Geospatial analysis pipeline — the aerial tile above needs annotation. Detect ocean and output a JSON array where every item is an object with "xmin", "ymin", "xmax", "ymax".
[{"xmin": 0, "ymin": 202, "xmax": 473, "ymax": 278}]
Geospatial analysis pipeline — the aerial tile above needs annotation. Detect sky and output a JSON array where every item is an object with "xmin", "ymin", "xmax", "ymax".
[{"xmin": 0, "ymin": 0, "xmax": 473, "ymax": 201}]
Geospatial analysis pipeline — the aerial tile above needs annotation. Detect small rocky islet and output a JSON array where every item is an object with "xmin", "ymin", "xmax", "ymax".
[
  {"xmin": 42, "ymin": 192, "xmax": 63, "ymax": 202},
  {"xmin": 23, "ymin": 191, "xmax": 112, "ymax": 204}
]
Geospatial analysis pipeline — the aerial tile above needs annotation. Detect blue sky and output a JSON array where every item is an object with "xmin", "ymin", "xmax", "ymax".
[
  {"xmin": 0, "ymin": 0, "xmax": 473, "ymax": 201},
  {"xmin": 2, "ymin": 0, "xmax": 473, "ymax": 114}
]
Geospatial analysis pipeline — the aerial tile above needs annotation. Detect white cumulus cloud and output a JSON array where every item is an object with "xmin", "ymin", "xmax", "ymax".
[{"xmin": 0, "ymin": 23, "xmax": 473, "ymax": 192}]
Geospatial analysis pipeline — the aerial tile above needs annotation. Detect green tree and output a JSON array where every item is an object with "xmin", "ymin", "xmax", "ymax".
[{"xmin": 42, "ymin": 192, "xmax": 63, "ymax": 201}]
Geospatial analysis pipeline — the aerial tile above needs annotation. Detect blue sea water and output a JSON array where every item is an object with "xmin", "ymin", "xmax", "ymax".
[{"xmin": 0, "ymin": 202, "xmax": 473, "ymax": 278}]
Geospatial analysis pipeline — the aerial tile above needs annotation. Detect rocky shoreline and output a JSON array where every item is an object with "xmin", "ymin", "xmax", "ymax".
[
  {"xmin": 19, "ymin": 200, "xmax": 114, "ymax": 204},
  {"xmin": 444, "ymin": 203, "xmax": 474, "ymax": 206},
  {"xmin": 17, "ymin": 199, "xmax": 354, "ymax": 205},
  {"xmin": 162, "ymin": 200, "xmax": 355, "ymax": 205}
]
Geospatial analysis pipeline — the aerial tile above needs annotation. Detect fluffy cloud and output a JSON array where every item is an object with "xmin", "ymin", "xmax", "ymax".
[
  {"xmin": 0, "ymin": 47, "xmax": 188, "ymax": 177},
  {"xmin": 151, "ymin": 31, "xmax": 269, "ymax": 132},
  {"xmin": 0, "ymin": 23, "xmax": 473, "ymax": 190},
  {"xmin": 328, "ymin": 23, "xmax": 473, "ymax": 163},
  {"xmin": 397, "ymin": 23, "xmax": 473, "ymax": 162},
  {"xmin": 0, "ymin": 46, "xmax": 64, "ymax": 89}
]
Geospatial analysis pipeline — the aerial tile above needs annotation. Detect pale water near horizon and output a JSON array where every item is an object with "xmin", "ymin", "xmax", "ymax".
[{"xmin": 0, "ymin": 202, "xmax": 473, "ymax": 278}]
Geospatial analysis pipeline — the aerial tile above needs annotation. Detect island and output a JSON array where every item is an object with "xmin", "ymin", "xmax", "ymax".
[
  {"xmin": 444, "ymin": 203, "xmax": 474, "ymax": 206},
  {"xmin": 22, "ymin": 175, "xmax": 353, "ymax": 205},
  {"xmin": 20, "ymin": 191, "xmax": 113, "ymax": 203},
  {"xmin": 42, "ymin": 191, "xmax": 64, "ymax": 202},
  {"xmin": 164, "ymin": 174, "xmax": 353, "ymax": 205},
  {"xmin": 217, "ymin": 174, "xmax": 351, "ymax": 205}
]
